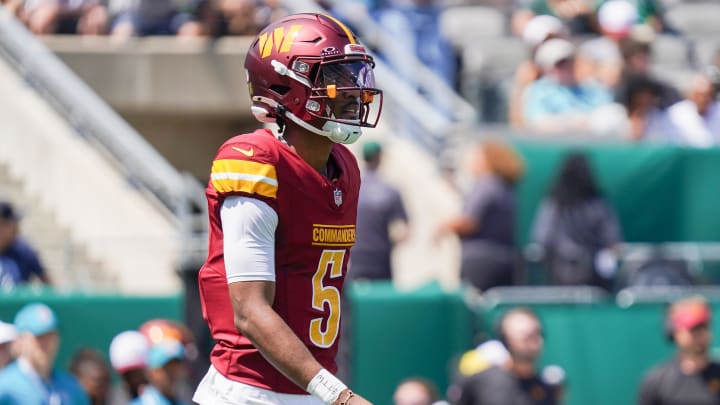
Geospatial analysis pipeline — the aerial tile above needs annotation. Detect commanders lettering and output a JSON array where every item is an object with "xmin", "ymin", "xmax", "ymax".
[{"xmin": 312, "ymin": 226, "xmax": 356, "ymax": 245}]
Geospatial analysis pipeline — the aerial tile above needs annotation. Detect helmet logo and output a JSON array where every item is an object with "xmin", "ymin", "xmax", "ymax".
[
  {"xmin": 333, "ymin": 189, "xmax": 343, "ymax": 206},
  {"xmin": 321, "ymin": 47, "xmax": 340, "ymax": 56},
  {"xmin": 258, "ymin": 25, "xmax": 303, "ymax": 58},
  {"xmin": 306, "ymin": 100, "xmax": 321, "ymax": 112},
  {"xmin": 345, "ymin": 44, "xmax": 367, "ymax": 55}
]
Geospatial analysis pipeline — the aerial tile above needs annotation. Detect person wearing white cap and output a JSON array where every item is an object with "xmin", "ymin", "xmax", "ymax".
[
  {"xmin": 523, "ymin": 38, "xmax": 614, "ymax": 133},
  {"xmin": 108, "ymin": 330, "xmax": 149, "ymax": 404},
  {"xmin": 511, "ymin": 0, "xmax": 595, "ymax": 40},
  {"xmin": 509, "ymin": 14, "xmax": 569, "ymax": 128},
  {"xmin": 0, "ymin": 321, "xmax": 17, "ymax": 370},
  {"xmin": 596, "ymin": 0, "xmax": 666, "ymax": 34}
]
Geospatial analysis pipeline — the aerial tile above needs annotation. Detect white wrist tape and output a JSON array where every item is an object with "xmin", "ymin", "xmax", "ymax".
[{"xmin": 306, "ymin": 368, "xmax": 348, "ymax": 405}]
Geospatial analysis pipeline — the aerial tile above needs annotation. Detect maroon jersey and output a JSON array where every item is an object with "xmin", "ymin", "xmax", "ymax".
[{"xmin": 198, "ymin": 129, "xmax": 360, "ymax": 394}]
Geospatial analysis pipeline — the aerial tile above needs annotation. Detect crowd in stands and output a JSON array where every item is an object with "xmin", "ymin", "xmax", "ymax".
[
  {"xmin": 0, "ymin": 0, "xmax": 289, "ymax": 37},
  {"xmin": 0, "ymin": 303, "xmax": 197, "ymax": 404},
  {"xmin": 2, "ymin": 0, "xmax": 719, "ymax": 143}
]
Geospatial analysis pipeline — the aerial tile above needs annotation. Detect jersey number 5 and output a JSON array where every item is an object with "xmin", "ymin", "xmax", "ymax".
[{"xmin": 310, "ymin": 249, "xmax": 345, "ymax": 348}]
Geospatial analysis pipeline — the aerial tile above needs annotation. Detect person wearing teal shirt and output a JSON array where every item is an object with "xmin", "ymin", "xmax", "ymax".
[
  {"xmin": 0, "ymin": 302, "xmax": 89, "ymax": 405},
  {"xmin": 130, "ymin": 340, "xmax": 190, "ymax": 405}
]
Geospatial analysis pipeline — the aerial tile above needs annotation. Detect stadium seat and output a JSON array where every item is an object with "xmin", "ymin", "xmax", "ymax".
[
  {"xmin": 652, "ymin": 34, "xmax": 692, "ymax": 69},
  {"xmin": 440, "ymin": 6, "xmax": 507, "ymax": 50},
  {"xmin": 665, "ymin": 2, "xmax": 720, "ymax": 38},
  {"xmin": 693, "ymin": 38, "xmax": 720, "ymax": 67}
]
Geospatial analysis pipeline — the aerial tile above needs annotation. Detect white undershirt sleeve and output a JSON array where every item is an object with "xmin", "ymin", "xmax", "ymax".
[{"xmin": 221, "ymin": 196, "xmax": 279, "ymax": 284}]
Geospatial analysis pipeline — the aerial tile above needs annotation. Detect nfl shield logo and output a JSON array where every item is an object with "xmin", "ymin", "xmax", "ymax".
[{"xmin": 333, "ymin": 189, "xmax": 343, "ymax": 206}]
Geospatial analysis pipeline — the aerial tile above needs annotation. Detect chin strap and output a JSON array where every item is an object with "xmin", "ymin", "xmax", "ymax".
[{"xmin": 251, "ymin": 96, "xmax": 361, "ymax": 144}]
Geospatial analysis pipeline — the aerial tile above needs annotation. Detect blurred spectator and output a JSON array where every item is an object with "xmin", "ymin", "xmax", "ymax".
[
  {"xmin": 394, "ymin": 377, "xmax": 442, "ymax": 405},
  {"xmin": 450, "ymin": 307, "xmax": 561, "ymax": 405},
  {"xmin": 69, "ymin": 348, "xmax": 111, "ymax": 405},
  {"xmin": 436, "ymin": 140, "xmax": 524, "ymax": 291},
  {"xmin": 574, "ymin": 0, "xmax": 634, "ymax": 89},
  {"xmin": 512, "ymin": 0, "xmax": 596, "ymax": 37},
  {"xmin": 139, "ymin": 318, "xmax": 197, "ymax": 365},
  {"xmin": 618, "ymin": 73, "xmax": 678, "ymax": 142},
  {"xmin": 666, "ymin": 72, "xmax": 720, "ymax": 147},
  {"xmin": 131, "ymin": 340, "xmax": 190, "ymax": 405},
  {"xmin": 0, "ymin": 201, "xmax": 51, "ymax": 290},
  {"xmin": 138, "ymin": 319, "xmax": 195, "ymax": 402},
  {"xmin": 638, "ymin": 296, "xmax": 720, "ymax": 405},
  {"xmin": 0, "ymin": 321, "xmax": 17, "ymax": 370},
  {"xmin": 595, "ymin": 0, "xmax": 667, "ymax": 34},
  {"xmin": 208, "ymin": 0, "xmax": 287, "ymax": 36},
  {"xmin": 0, "ymin": 0, "xmax": 24, "ymax": 17},
  {"xmin": 108, "ymin": 330, "xmax": 149, "ymax": 404},
  {"xmin": 455, "ymin": 340, "xmax": 510, "ymax": 378},
  {"xmin": 615, "ymin": 35, "xmax": 680, "ymax": 109},
  {"xmin": 21, "ymin": 0, "xmax": 108, "ymax": 35},
  {"xmin": 349, "ymin": 141, "xmax": 409, "ymax": 281},
  {"xmin": 109, "ymin": 0, "xmax": 197, "ymax": 37},
  {"xmin": 530, "ymin": 152, "xmax": 622, "ymax": 290},
  {"xmin": 367, "ymin": 0, "xmax": 456, "ymax": 102},
  {"xmin": 509, "ymin": 14, "xmax": 569, "ymax": 128},
  {"xmin": 0, "ymin": 303, "xmax": 89, "ymax": 404},
  {"xmin": 523, "ymin": 38, "xmax": 614, "ymax": 134}
]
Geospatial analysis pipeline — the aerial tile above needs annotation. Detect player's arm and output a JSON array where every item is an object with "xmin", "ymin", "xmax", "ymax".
[{"xmin": 221, "ymin": 196, "xmax": 370, "ymax": 405}]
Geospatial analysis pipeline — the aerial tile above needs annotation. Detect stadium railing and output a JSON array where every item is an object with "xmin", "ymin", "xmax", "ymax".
[{"xmin": 0, "ymin": 6, "xmax": 207, "ymax": 268}]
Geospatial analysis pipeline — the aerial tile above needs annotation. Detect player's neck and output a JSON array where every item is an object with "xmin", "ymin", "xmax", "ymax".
[{"xmin": 282, "ymin": 127, "xmax": 334, "ymax": 175}]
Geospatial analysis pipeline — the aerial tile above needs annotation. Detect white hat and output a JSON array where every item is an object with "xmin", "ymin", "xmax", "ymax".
[
  {"xmin": 0, "ymin": 321, "xmax": 17, "ymax": 345},
  {"xmin": 476, "ymin": 339, "xmax": 510, "ymax": 366},
  {"xmin": 534, "ymin": 38, "xmax": 576, "ymax": 70},
  {"xmin": 598, "ymin": 0, "xmax": 638, "ymax": 38},
  {"xmin": 109, "ymin": 330, "xmax": 149, "ymax": 373},
  {"xmin": 522, "ymin": 15, "xmax": 566, "ymax": 47}
]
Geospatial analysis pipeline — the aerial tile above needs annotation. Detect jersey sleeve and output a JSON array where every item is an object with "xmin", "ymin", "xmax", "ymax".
[{"xmin": 209, "ymin": 139, "xmax": 279, "ymax": 201}]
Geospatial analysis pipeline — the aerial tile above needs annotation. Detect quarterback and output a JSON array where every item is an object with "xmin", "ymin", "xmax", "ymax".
[{"xmin": 192, "ymin": 13, "xmax": 382, "ymax": 405}]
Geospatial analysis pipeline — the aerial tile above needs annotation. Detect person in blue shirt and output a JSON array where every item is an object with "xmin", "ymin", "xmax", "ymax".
[
  {"xmin": 0, "ymin": 302, "xmax": 89, "ymax": 405},
  {"xmin": 131, "ymin": 339, "xmax": 190, "ymax": 405},
  {"xmin": 0, "ymin": 201, "xmax": 51, "ymax": 289},
  {"xmin": 0, "ymin": 322, "xmax": 17, "ymax": 371},
  {"xmin": 523, "ymin": 38, "xmax": 614, "ymax": 134}
]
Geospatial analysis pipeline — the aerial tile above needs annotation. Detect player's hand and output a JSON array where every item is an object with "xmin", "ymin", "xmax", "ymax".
[{"xmin": 332, "ymin": 389, "xmax": 373, "ymax": 405}]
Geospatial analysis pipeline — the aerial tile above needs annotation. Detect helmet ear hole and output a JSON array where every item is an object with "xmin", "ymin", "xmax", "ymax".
[{"xmin": 270, "ymin": 85, "xmax": 291, "ymax": 96}]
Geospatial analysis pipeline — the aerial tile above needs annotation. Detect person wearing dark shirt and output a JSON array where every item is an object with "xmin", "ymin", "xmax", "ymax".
[
  {"xmin": 349, "ymin": 141, "xmax": 409, "ymax": 281},
  {"xmin": 0, "ymin": 201, "xmax": 50, "ymax": 288},
  {"xmin": 437, "ymin": 140, "xmax": 525, "ymax": 291},
  {"xmin": 451, "ymin": 307, "xmax": 560, "ymax": 405},
  {"xmin": 638, "ymin": 296, "xmax": 720, "ymax": 405},
  {"xmin": 530, "ymin": 152, "xmax": 621, "ymax": 290}
]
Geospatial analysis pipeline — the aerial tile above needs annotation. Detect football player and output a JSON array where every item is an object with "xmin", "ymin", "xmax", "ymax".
[{"xmin": 192, "ymin": 13, "xmax": 382, "ymax": 405}]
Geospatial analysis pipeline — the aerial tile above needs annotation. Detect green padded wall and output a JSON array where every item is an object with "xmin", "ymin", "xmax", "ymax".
[
  {"xmin": 0, "ymin": 288, "xmax": 182, "ymax": 374},
  {"xmin": 348, "ymin": 282, "xmax": 475, "ymax": 405},
  {"xmin": 513, "ymin": 141, "xmax": 720, "ymax": 245}
]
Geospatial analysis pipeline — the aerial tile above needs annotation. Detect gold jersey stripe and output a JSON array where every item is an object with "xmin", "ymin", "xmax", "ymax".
[{"xmin": 211, "ymin": 159, "xmax": 278, "ymax": 198}]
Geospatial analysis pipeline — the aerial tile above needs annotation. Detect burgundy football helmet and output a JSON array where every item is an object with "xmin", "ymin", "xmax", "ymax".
[{"xmin": 244, "ymin": 13, "xmax": 383, "ymax": 144}]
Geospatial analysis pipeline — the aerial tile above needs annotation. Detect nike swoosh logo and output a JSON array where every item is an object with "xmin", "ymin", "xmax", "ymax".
[{"xmin": 232, "ymin": 146, "xmax": 254, "ymax": 157}]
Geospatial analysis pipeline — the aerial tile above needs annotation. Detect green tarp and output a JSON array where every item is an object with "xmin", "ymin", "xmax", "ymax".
[{"xmin": 513, "ymin": 141, "xmax": 720, "ymax": 245}]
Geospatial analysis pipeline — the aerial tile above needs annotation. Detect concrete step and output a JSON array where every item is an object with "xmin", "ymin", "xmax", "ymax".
[{"xmin": 0, "ymin": 164, "xmax": 115, "ymax": 291}]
